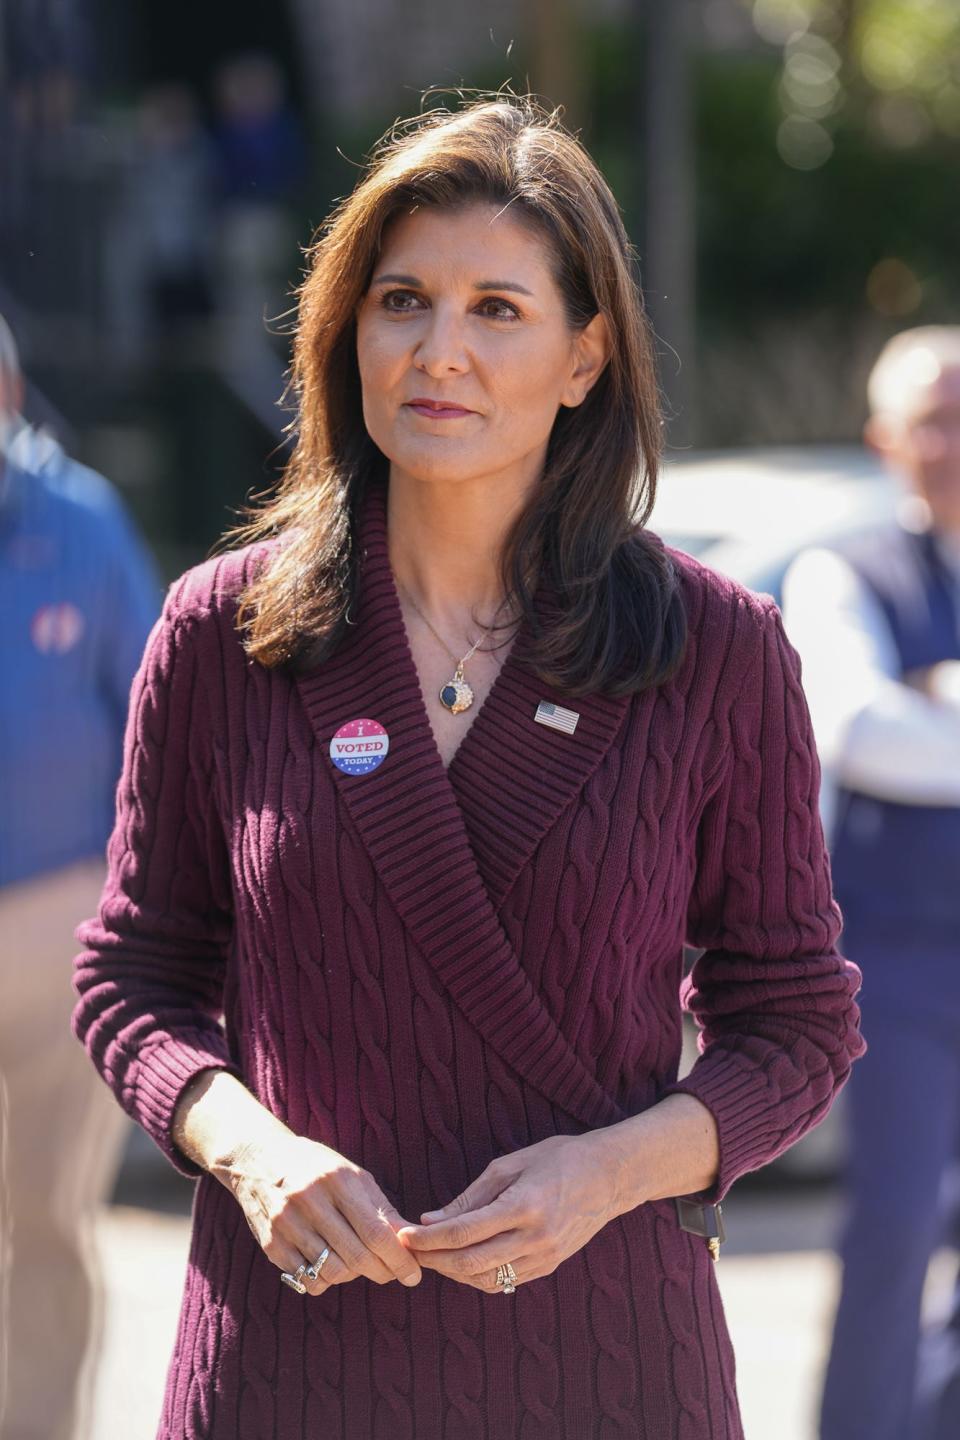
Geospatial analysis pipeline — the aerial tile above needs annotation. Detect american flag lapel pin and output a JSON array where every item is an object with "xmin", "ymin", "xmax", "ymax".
[{"xmin": 534, "ymin": 700, "xmax": 580, "ymax": 735}]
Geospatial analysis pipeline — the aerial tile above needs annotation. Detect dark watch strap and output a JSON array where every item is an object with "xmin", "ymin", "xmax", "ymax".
[{"xmin": 675, "ymin": 1197, "xmax": 725, "ymax": 1260}]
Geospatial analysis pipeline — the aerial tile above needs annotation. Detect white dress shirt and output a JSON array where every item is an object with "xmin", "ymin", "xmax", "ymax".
[{"xmin": 781, "ymin": 526, "xmax": 960, "ymax": 841}]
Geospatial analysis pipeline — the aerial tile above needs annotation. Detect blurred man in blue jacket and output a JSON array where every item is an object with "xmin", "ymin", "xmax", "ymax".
[{"xmin": 0, "ymin": 314, "xmax": 160, "ymax": 1440}]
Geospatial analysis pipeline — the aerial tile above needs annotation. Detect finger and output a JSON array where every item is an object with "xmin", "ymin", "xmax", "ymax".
[
  {"xmin": 366, "ymin": 1199, "xmax": 425, "ymax": 1286},
  {"xmin": 275, "ymin": 1205, "xmax": 375, "ymax": 1286},
  {"xmin": 410, "ymin": 1228, "xmax": 529, "ymax": 1280},
  {"xmin": 299, "ymin": 1242, "xmax": 350, "ymax": 1295},
  {"xmin": 322, "ymin": 1202, "xmax": 422, "ymax": 1287},
  {"xmin": 281, "ymin": 1180, "xmax": 402, "ymax": 1286},
  {"xmin": 313, "ymin": 1206, "xmax": 397, "ymax": 1284},
  {"xmin": 477, "ymin": 1253, "xmax": 541, "ymax": 1294},
  {"xmin": 418, "ymin": 1168, "xmax": 507, "ymax": 1227},
  {"xmin": 398, "ymin": 1193, "xmax": 519, "ymax": 1251},
  {"xmin": 282, "ymin": 1167, "xmax": 424, "ymax": 1286},
  {"xmin": 268, "ymin": 1236, "xmax": 315, "ymax": 1282},
  {"xmin": 264, "ymin": 1222, "xmax": 336, "ymax": 1292},
  {"xmin": 272, "ymin": 1238, "xmax": 347, "ymax": 1298},
  {"xmin": 426, "ymin": 1253, "xmax": 541, "ymax": 1296}
]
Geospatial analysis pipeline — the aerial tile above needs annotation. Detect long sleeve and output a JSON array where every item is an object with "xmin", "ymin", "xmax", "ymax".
[
  {"xmin": 72, "ymin": 589, "xmax": 239, "ymax": 1177},
  {"xmin": 782, "ymin": 547, "xmax": 960, "ymax": 807},
  {"xmin": 665, "ymin": 594, "xmax": 866, "ymax": 1202}
]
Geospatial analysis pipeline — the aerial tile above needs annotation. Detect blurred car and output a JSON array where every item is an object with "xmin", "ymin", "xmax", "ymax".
[
  {"xmin": 651, "ymin": 444, "xmax": 898, "ymax": 601},
  {"xmin": 653, "ymin": 446, "xmax": 899, "ymax": 1181}
]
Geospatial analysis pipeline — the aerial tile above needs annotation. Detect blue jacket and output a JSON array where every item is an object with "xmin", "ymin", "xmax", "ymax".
[{"xmin": 0, "ymin": 426, "xmax": 161, "ymax": 887}]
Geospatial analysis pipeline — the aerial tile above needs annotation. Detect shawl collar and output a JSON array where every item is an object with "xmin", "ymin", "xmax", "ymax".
[{"xmin": 294, "ymin": 483, "xmax": 631, "ymax": 1132}]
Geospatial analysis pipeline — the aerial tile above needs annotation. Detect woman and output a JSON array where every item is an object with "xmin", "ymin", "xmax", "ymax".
[{"xmin": 73, "ymin": 95, "xmax": 865, "ymax": 1438}]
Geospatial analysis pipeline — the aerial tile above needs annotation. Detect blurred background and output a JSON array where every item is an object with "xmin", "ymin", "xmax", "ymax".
[
  {"xmin": 3, "ymin": 0, "xmax": 959, "ymax": 572},
  {"xmin": 2, "ymin": 1, "xmax": 959, "ymax": 1436}
]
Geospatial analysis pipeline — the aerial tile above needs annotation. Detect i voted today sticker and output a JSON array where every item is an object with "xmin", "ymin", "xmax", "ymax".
[{"xmin": 329, "ymin": 718, "xmax": 390, "ymax": 776}]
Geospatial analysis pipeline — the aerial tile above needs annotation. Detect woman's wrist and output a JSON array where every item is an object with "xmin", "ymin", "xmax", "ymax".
[
  {"xmin": 589, "ymin": 1094, "xmax": 721, "ymax": 1218},
  {"xmin": 172, "ymin": 1068, "xmax": 295, "ymax": 1190}
]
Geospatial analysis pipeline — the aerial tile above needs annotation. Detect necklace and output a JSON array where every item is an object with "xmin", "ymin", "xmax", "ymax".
[{"xmin": 399, "ymin": 584, "xmax": 493, "ymax": 714}]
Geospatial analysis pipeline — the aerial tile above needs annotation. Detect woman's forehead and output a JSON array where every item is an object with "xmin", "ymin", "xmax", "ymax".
[{"xmin": 376, "ymin": 202, "xmax": 554, "ymax": 280}]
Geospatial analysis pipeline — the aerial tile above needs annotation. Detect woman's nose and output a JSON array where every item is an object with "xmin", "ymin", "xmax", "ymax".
[{"xmin": 413, "ymin": 306, "xmax": 469, "ymax": 375}]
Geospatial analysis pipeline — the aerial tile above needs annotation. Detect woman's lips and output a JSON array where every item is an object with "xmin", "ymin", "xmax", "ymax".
[{"xmin": 405, "ymin": 401, "xmax": 476, "ymax": 420}]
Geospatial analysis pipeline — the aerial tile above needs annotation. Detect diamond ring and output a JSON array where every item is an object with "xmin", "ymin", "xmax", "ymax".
[{"xmin": 496, "ymin": 1262, "xmax": 518, "ymax": 1294}]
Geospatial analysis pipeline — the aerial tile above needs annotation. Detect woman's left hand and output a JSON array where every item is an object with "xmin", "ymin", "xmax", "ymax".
[{"xmin": 395, "ymin": 1131, "xmax": 625, "ymax": 1293}]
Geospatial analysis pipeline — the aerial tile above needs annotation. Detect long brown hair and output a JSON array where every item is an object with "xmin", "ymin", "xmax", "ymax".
[{"xmin": 228, "ymin": 92, "xmax": 687, "ymax": 696}]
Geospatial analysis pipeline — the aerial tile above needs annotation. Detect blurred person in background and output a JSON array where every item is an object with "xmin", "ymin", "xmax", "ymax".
[
  {"xmin": 212, "ymin": 52, "xmax": 306, "ymax": 347},
  {"xmin": 2, "ymin": 0, "xmax": 91, "ymax": 135},
  {"xmin": 782, "ymin": 326, "xmax": 960, "ymax": 1440},
  {"xmin": 106, "ymin": 84, "xmax": 217, "ymax": 364},
  {"xmin": 0, "ymin": 314, "xmax": 160, "ymax": 1440},
  {"xmin": 0, "ymin": 0, "xmax": 93, "ymax": 261}
]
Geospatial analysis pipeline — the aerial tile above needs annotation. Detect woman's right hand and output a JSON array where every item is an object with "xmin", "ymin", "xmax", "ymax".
[
  {"xmin": 224, "ymin": 1133, "xmax": 424, "ymax": 1295},
  {"xmin": 172, "ymin": 1069, "xmax": 422, "ymax": 1296}
]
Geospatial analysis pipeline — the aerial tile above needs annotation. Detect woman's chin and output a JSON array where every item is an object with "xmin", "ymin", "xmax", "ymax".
[{"xmin": 386, "ymin": 453, "xmax": 490, "ymax": 488}]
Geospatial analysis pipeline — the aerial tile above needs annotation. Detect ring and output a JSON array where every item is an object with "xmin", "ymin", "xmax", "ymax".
[
  {"xmin": 280, "ymin": 1263, "xmax": 308, "ymax": 1295},
  {"xmin": 306, "ymin": 1246, "xmax": 330, "ymax": 1282},
  {"xmin": 496, "ymin": 1262, "xmax": 518, "ymax": 1295}
]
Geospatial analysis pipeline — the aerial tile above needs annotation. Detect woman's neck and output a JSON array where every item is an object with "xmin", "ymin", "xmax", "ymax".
[{"xmin": 386, "ymin": 472, "xmax": 529, "ymax": 631}]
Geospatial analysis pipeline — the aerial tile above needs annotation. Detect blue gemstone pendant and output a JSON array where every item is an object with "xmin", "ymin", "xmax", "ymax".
[{"xmin": 438, "ymin": 663, "xmax": 474, "ymax": 714}]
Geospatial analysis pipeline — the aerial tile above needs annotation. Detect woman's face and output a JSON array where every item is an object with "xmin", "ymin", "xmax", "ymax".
[{"xmin": 355, "ymin": 201, "xmax": 608, "ymax": 495}]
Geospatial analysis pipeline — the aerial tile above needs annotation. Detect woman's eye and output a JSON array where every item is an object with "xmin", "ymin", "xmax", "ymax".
[
  {"xmin": 376, "ymin": 290, "xmax": 519, "ymax": 320},
  {"xmin": 477, "ymin": 297, "xmax": 520, "ymax": 320},
  {"xmin": 379, "ymin": 289, "xmax": 422, "ymax": 312}
]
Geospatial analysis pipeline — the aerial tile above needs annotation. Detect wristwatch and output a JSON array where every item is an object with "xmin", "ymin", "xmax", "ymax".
[{"xmin": 675, "ymin": 1197, "xmax": 725, "ymax": 1261}]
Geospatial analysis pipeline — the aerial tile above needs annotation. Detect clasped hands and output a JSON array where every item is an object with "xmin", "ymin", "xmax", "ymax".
[{"xmin": 232, "ymin": 1129, "xmax": 628, "ymax": 1299}]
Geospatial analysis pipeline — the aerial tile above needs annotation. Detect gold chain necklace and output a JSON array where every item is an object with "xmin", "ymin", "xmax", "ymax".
[{"xmin": 398, "ymin": 584, "xmax": 494, "ymax": 714}]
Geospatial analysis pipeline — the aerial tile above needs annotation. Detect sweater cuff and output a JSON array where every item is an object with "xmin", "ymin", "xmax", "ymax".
[
  {"xmin": 661, "ymin": 1059, "xmax": 779, "ymax": 1204},
  {"xmin": 133, "ymin": 1032, "xmax": 242, "ymax": 1179}
]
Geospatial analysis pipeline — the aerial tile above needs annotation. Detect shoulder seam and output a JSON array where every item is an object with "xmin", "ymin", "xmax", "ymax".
[{"xmin": 162, "ymin": 543, "xmax": 272, "ymax": 627}]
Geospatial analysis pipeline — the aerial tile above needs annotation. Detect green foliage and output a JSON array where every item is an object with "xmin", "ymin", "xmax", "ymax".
[
  {"xmin": 745, "ymin": 0, "xmax": 960, "ymax": 132},
  {"xmin": 304, "ymin": 8, "xmax": 959, "ymax": 427},
  {"xmin": 696, "ymin": 51, "xmax": 960, "ymax": 327}
]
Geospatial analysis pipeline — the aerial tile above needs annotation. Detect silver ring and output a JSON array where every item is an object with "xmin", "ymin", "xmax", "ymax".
[
  {"xmin": 496, "ymin": 1262, "xmax": 518, "ymax": 1294},
  {"xmin": 306, "ymin": 1246, "xmax": 330, "ymax": 1282},
  {"xmin": 280, "ymin": 1263, "xmax": 308, "ymax": 1295}
]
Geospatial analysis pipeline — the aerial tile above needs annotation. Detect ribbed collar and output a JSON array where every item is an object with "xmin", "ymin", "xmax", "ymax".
[{"xmin": 293, "ymin": 481, "xmax": 632, "ymax": 1130}]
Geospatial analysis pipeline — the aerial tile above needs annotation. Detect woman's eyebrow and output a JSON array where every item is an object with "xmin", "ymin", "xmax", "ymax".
[{"xmin": 371, "ymin": 271, "xmax": 534, "ymax": 296}]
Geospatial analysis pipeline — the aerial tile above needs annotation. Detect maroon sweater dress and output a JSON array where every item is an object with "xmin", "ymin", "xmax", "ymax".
[{"xmin": 73, "ymin": 482, "xmax": 865, "ymax": 1438}]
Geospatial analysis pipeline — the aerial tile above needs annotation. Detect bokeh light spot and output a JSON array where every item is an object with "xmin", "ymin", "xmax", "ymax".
[
  {"xmin": 752, "ymin": 0, "xmax": 810, "ymax": 45},
  {"xmin": 776, "ymin": 114, "xmax": 834, "ymax": 168},
  {"xmin": 866, "ymin": 258, "xmax": 923, "ymax": 316},
  {"xmin": 861, "ymin": 26, "xmax": 918, "ymax": 91}
]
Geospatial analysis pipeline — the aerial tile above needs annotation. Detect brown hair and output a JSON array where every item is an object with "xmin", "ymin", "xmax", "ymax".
[{"xmin": 227, "ymin": 91, "xmax": 687, "ymax": 696}]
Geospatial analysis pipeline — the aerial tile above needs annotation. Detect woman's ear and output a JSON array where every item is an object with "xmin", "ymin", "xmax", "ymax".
[{"xmin": 561, "ymin": 312, "xmax": 611, "ymax": 408}]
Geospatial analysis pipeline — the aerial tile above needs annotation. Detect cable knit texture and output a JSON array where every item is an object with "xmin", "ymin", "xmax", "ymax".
[{"xmin": 73, "ymin": 482, "xmax": 864, "ymax": 1439}]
